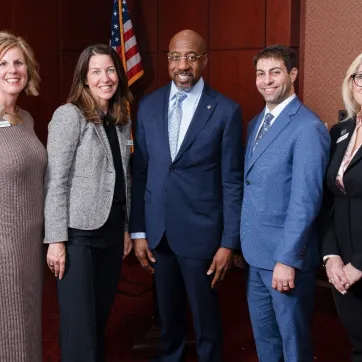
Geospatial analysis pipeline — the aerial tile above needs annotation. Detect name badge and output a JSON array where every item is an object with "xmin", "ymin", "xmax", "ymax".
[
  {"xmin": 336, "ymin": 133, "xmax": 349, "ymax": 143},
  {"xmin": 0, "ymin": 120, "xmax": 11, "ymax": 127},
  {"xmin": 126, "ymin": 140, "xmax": 134, "ymax": 146}
]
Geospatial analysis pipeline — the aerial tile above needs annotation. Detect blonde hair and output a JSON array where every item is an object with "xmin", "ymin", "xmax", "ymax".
[
  {"xmin": 0, "ymin": 31, "xmax": 40, "ymax": 96},
  {"xmin": 342, "ymin": 53, "xmax": 362, "ymax": 120}
]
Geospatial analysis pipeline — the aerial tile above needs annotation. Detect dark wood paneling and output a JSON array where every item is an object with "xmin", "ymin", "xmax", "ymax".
[
  {"xmin": 60, "ymin": 0, "xmax": 112, "ymax": 51},
  {"xmin": 128, "ymin": 0, "xmax": 157, "ymax": 53},
  {"xmin": 210, "ymin": 0, "xmax": 266, "ymax": 49},
  {"xmin": 12, "ymin": 0, "xmax": 59, "ymax": 144},
  {"xmin": 266, "ymin": 0, "xmax": 301, "ymax": 47},
  {"xmin": 0, "ymin": 1, "xmax": 12, "ymax": 32},
  {"xmin": 208, "ymin": 50, "xmax": 265, "ymax": 132},
  {"xmin": 60, "ymin": 51, "xmax": 82, "ymax": 103},
  {"xmin": 298, "ymin": 0, "xmax": 306, "ymax": 100},
  {"xmin": 158, "ymin": 0, "xmax": 209, "ymax": 52},
  {"xmin": 131, "ymin": 52, "xmax": 158, "ymax": 100},
  {"xmin": 157, "ymin": 51, "xmax": 171, "ymax": 88}
]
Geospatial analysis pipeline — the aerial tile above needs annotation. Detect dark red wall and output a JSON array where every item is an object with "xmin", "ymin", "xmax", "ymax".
[{"xmin": 4, "ymin": 0, "xmax": 301, "ymax": 143}]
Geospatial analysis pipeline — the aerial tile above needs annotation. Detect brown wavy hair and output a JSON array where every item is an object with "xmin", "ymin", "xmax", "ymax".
[
  {"xmin": 67, "ymin": 44, "xmax": 133, "ymax": 125},
  {"xmin": 253, "ymin": 44, "xmax": 297, "ymax": 73},
  {"xmin": 0, "ymin": 31, "xmax": 40, "ymax": 96}
]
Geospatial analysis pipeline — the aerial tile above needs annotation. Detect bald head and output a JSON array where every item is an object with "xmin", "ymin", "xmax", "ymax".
[
  {"xmin": 169, "ymin": 30, "xmax": 207, "ymax": 54},
  {"xmin": 168, "ymin": 29, "xmax": 208, "ymax": 91}
]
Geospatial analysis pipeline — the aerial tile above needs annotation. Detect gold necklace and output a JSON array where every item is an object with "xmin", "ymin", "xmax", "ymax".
[{"xmin": 0, "ymin": 105, "xmax": 23, "ymax": 125}]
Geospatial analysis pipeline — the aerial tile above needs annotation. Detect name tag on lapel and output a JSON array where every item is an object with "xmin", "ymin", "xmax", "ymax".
[
  {"xmin": 0, "ymin": 120, "xmax": 11, "ymax": 127},
  {"xmin": 126, "ymin": 140, "xmax": 134, "ymax": 146},
  {"xmin": 336, "ymin": 133, "xmax": 349, "ymax": 143}
]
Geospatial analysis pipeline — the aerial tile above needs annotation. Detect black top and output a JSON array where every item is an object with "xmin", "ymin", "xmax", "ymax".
[
  {"xmin": 321, "ymin": 117, "xmax": 362, "ymax": 270},
  {"xmin": 103, "ymin": 117, "xmax": 126, "ymax": 205}
]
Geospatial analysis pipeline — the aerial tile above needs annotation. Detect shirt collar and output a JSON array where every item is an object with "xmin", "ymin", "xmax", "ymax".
[
  {"xmin": 169, "ymin": 77, "xmax": 204, "ymax": 101},
  {"xmin": 357, "ymin": 109, "xmax": 362, "ymax": 125},
  {"xmin": 265, "ymin": 93, "xmax": 297, "ymax": 118}
]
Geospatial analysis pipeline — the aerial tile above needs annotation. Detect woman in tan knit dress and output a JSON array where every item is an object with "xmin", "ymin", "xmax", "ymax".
[{"xmin": 0, "ymin": 32, "xmax": 46, "ymax": 362}]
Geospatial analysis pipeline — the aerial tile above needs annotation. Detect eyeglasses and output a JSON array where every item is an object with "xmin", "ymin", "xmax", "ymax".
[
  {"xmin": 167, "ymin": 53, "xmax": 206, "ymax": 63},
  {"xmin": 352, "ymin": 73, "xmax": 362, "ymax": 87}
]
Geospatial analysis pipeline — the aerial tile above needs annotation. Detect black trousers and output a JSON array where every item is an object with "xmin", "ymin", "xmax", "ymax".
[
  {"xmin": 333, "ymin": 281, "xmax": 362, "ymax": 362},
  {"xmin": 57, "ymin": 204, "xmax": 124, "ymax": 362}
]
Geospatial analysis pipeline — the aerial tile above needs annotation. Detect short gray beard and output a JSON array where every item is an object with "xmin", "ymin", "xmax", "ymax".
[{"xmin": 176, "ymin": 84, "xmax": 192, "ymax": 92}]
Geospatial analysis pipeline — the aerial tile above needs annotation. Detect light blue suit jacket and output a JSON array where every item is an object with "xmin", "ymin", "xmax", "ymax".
[{"xmin": 241, "ymin": 97, "xmax": 330, "ymax": 271}]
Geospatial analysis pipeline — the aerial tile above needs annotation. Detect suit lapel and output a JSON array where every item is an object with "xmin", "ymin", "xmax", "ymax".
[
  {"xmin": 162, "ymin": 84, "xmax": 173, "ymax": 163},
  {"xmin": 328, "ymin": 118, "xmax": 355, "ymax": 182},
  {"xmin": 345, "ymin": 119, "xmax": 362, "ymax": 172},
  {"xmin": 173, "ymin": 84, "xmax": 218, "ymax": 163},
  {"xmin": 93, "ymin": 122, "xmax": 113, "ymax": 164},
  {"xmin": 246, "ymin": 98, "xmax": 302, "ymax": 175},
  {"xmin": 246, "ymin": 113, "xmax": 263, "ymax": 162}
]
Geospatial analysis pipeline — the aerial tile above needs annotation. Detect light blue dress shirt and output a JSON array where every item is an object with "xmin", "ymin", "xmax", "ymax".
[{"xmin": 131, "ymin": 78, "xmax": 205, "ymax": 240}]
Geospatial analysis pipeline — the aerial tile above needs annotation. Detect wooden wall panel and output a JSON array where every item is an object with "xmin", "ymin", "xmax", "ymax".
[
  {"xmin": 4, "ymin": 0, "xmax": 303, "ymax": 145},
  {"xmin": 128, "ymin": 0, "xmax": 157, "ymax": 53},
  {"xmin": 158, "ymin": 0, "xmax": 209, "ymax": 52},
  {"xmin": 210, "ymin": 0, "xmax": 266, "ymax": 49},
  {"xmin": 209, "ymin": 50, "xmax": 264, "ymax": 133},
  {"xmin": 60, "ymin": 0, "xmax": 112, "ymax": 50},
  {"xmin": 12, "ymin": 0, "xmax": 59, "ymax": 143},
  {"xmin": 60, "ymin": 51, "xmax": 82, "ymax": 103},
  {"xmin": 0, "ymin": 2, "xmax": 12, "ymax": 31},
  {"xmin": 266, "ymin": 0, "xmax": 301, "ymax": 47},
  {"xmin": 130, "ymin": 52, "xmax": 158, "ymax": 102}
]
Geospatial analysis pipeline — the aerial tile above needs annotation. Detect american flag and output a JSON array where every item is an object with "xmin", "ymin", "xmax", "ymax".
[{"xmin": 110, "ymin": 0, "xmax": 143, "ymax": 85}]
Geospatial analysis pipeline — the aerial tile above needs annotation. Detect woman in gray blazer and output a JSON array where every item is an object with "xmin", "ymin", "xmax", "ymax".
[{"xmin": 44, "ymin": 43, "xmax": 133, "ymax": 362}]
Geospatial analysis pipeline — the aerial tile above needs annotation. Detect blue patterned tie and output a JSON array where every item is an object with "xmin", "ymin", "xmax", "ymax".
[
  {"xmin": 168, "ymin": 91, "xmax": 187, "ymax": 160},
  {"xmin": 252, "ymin": 112, "xmax": 274, "ymax": 153}
]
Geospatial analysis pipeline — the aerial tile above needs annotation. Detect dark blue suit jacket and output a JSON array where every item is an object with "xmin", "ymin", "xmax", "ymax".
[{"xmin": 130, "ymin": 83, "xmax": 244, "ymax": 259}]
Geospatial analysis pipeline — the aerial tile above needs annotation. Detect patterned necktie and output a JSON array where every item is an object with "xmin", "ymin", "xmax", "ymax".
[
  {"xmin": 168, "ymin": 91, "xmax": 187, "ymax": 160},
  {"xmin": 252, "ymin": 112, "xmax": 274, "ymax": 153}
]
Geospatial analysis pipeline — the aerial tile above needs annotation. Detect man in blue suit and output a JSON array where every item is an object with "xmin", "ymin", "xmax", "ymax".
[
  {"xmin": 130, "ymin": 30, "xmax": 243, "ymax": 362},
  {"xmin": 241, "ymin": 45, "xmax": 330, "ymax": 361}
]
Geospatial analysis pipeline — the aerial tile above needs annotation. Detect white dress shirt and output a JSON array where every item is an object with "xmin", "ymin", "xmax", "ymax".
[
  {"xmin": 254, "ymin": 93, "xmax": 296, "ymax": 141},
  {"xmin": 131, "ymin": 78, "xmax": 205, "ymax": 240}
]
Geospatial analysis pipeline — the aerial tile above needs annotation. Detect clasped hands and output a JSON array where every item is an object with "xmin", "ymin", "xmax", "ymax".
[
  {"xmin": 325, "ymin": 256, "xmax": 362, "ymax": 294},
  {"xmin": 133, "ymin": 238, "xmax": 233, "ymax": 288}
]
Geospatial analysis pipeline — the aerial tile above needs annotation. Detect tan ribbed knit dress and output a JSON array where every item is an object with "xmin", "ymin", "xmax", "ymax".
[{"xmin": 0, "ymin": 108, "xmax": 46, "ymax": 362}]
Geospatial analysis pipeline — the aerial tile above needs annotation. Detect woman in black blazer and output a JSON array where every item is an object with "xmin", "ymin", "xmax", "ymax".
[{"xmin": 322, "ymin": 53, "xmax": 362, "ymax": 361}]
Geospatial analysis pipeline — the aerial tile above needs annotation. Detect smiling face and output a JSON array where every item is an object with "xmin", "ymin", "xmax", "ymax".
[
  {"xmin": 0, "ymin": 46, "xmax": 28, "ymax": 100},
  {"xmin": 352, "ymin": 64, "xmax": 362, "ymax": 108},
  {"xmin": 86, "ymin": 54, "xmax": 119, "ymax": 112},
  {"xmin": 168, "ymin": 30, "xmax": 208, "ymax": 91},
  {"xmin": 255, "ymin": 57, "xmax": 297, "ymax": 110}
]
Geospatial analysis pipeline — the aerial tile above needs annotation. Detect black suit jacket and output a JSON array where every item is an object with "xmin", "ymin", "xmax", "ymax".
[{"xmin": 322, "ymin": 117, "xmax": 362, "ymax": 270}]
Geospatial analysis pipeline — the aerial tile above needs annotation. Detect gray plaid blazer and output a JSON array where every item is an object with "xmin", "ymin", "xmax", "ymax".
[{"xmin": 44, "ymin": 103, "xmax": 131, "ymax": 243}]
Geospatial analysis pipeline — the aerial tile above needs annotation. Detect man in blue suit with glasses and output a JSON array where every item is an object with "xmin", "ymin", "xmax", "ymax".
[
  {"xmin": 130, "ymin": 29, "xmax": 243, "ymax": 362},
  {"xmin": 241, "ymin": 45, "xmax": 330, "ymax": 362}
]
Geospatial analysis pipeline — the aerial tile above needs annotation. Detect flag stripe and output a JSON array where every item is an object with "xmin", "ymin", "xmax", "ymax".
[
  {"xmin": 125, "ymin": 35, "xmax": 137, "ymax": 52},
  {"xmin": 110, "ymin": 0, "xmax": 143, "ymax": 86}
]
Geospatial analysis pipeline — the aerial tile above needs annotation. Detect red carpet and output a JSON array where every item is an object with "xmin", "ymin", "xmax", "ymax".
[{"xmin": 42, "ymin": 260, "xmax": 352, "ymax": 361}]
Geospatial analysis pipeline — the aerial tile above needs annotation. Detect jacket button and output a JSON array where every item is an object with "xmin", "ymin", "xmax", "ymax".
[
  {"xmin": 246, "ymin": 180, "xmax": 250, "ymax": 185},
  {"xmin": 169, "ymin": 167, "xmax": 175, "ymax": 172}
]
